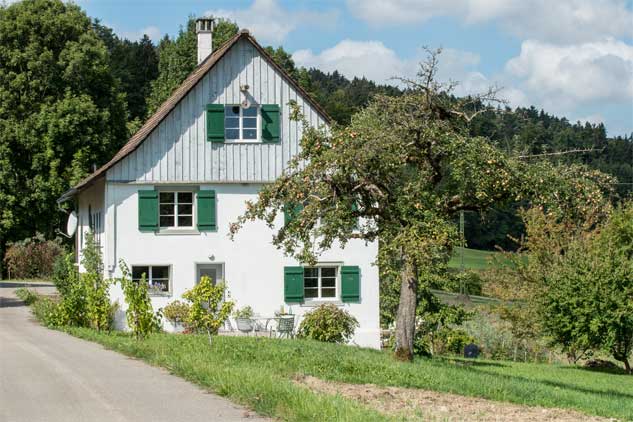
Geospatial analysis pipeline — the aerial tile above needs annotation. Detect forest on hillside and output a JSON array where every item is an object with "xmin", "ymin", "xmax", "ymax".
[{"xmin": 0, "ymin": 1, "xmax": 631, "ymax": 258}]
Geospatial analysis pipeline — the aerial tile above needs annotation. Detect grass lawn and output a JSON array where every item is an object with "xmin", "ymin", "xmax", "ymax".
[
  {"xmin": 63, "ymin": 328, "xmax": 633, "ymax": 421},
  {"xmin": 448, "ymin": 247, "xmax": 512, "ymax": 270}
]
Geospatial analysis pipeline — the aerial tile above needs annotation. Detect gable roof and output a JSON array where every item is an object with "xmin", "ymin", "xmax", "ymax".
[{"xmin": 58, "ymin": 29, "xmax": 331, "ymax": 203}]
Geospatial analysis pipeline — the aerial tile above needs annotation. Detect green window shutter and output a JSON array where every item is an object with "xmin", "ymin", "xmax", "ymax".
[
  {"xmin": 261, "ymin": 104, "xmax": 280, "ymax": 143},
  {"xmin": 197, "ymin": 190, "xmax": 217, "ymax": 232},
  {"xmin": 284, "ymin": 203, "xmax": 303, "ymax": 226},
  {"xmin": 207, "ymin": 104, "xmax": 224, "ymax": 142},
  {"xmin": 341, "ymin": 266, "xmax": 360, "ymax": 303},
  {"xmin": 284, "ymin": 266, "xmax": 304, "ymax": 303},
  {"xmin": 138, "ymin": 190, "xmax": 158, "ymax": 232}
]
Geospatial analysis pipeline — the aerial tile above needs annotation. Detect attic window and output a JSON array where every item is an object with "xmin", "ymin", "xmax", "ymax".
[{"xmin": 225, "ymin": 105, "xmax": 259, "ymax": 141}]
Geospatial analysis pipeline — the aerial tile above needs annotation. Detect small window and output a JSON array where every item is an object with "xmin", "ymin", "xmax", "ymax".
[
  {"xmin": 132, "ymin": 265, "xmax": 170, "ymax": 295},
  {"xmin": 159, "ymin": 191, "xmax": 193, "ymax": 228},
  {"xmin": 304, "ymin": 266, "xmax": 338, "ymax": 300},
  {"xmin": 225, "ymin": 105, "xmax": 259, "ymax": 141}
]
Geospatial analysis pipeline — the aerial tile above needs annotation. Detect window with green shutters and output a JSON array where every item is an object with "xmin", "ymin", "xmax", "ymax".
[
  {"xmin": 284, "ymin": 264, "xmax": 361, "ymax": 303},
  {"xmin": 197, "ymin": 190, "xmax": 217, "ymax": 232},
  {"xmin": 284, "ymin": 266, "xmax": 304, "ymax": 303},
  {"xmin": 206, "ymin": 104, "xmax": 224, "ymax": 142},
  {"xmin": 341, "ymin": 266, "xmax": 360, "ymax": 302},
  {"xmin": 138, "ymin": 190, "xmax": 158, "ymax": 232},
  {"xmin": 261, "ymin": 104, "xmax": 280, "ymax": 142},
  {"xmin": 207, "ymin": 103, "xmax": 280, "ymax": 143}
]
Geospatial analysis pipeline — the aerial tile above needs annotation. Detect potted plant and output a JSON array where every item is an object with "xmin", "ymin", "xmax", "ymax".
[{"xmin": 233, "ymin": 305, "xmax": 255, "ymax": 333}]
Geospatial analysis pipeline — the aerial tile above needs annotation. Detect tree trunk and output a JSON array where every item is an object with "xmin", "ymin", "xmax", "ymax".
[
  {"xmin": 207, "ymin": 329, "xmax": 213, "ymax": 346},
  {"xmin": 394, "ymin": 258, "xmax": 418, "ymax": 362}
]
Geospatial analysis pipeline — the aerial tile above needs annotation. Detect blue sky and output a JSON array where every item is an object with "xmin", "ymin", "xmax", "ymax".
[{"xmin": 79, "ymin": 0, "xmax": 633, "ymax": 136}]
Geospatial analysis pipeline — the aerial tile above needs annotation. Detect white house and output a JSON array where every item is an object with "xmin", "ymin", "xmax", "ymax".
[{"xmin": 58, "ymin": 19, "xmax": 380, "ymax": 348}]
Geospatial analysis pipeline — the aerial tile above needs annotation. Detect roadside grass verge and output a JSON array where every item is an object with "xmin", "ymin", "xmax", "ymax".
[{"xmin": 63, "ymin": 328, "xmax": 633, "ymax": 421}]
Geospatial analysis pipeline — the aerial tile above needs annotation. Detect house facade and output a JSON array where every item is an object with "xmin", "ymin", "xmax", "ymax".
[{"xmin": 58, "ymin": 19, "xmax": 380, "ymax": 348}]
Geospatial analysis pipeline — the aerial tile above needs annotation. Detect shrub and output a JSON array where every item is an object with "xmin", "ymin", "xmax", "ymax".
[
  {"xmin": 182, "ymin": 276, "xmax": 234, "ymax": 345},
  {"xmin": 31, "ymin": 296, "xmax": 65, "ymax": 328},
  {"xmin": 52, "ymin": 252, "xmax": 78, "ymax": 297},
  {"xmin": 57, "ymin": 273, "xmax": 89, "ymax": 327},
  {"xmin": 3, "ymin": 234, "xmax": 63, "ymax": 279},
  {"xmin": 298, "ymin": 304, "xmax": 359, "ymax": 343},
  {"xmin": 118, "ymin": 261, "xmax": 162, "ymax": 339},
  {"xmin": 233, "ymin": 305, "xmax": 254, "ymax": 319},
  {"xmin": 27, "ymin": 233, "xmax": 113, "ymax": 331},
  {"xmin": 15, "ymin": 287, "xmax": 39, "ymax": 305},
  {"xmin": 163, "ymin": 300, "xmax": 190, "ymax": 326}
]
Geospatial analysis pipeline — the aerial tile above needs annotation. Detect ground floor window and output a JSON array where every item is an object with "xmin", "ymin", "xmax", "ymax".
[
  {"xmin": 132, "ymin": 265, "xmax": 170, "ymax": 295},
  {"xmin": 304, "ymin": 266, "xmax": 338, "ymax": 299}
]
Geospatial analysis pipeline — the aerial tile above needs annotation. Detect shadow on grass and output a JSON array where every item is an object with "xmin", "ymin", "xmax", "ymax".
[
  {"xmin": 439, "ymin": 357, "xmax": 510, "ymax": 368},
  {"xmin": 560, "ymin": 364, "xmax": 629, "ymax": 376},
  {"xmin": 467, "ymin": 365, "xmax": 633, "ymax": 401}
]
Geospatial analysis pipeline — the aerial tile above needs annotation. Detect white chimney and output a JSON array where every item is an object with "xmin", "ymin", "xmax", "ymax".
[{"xmin": 196, "ymin": 17, "xmax": 215, "ymax": 65}]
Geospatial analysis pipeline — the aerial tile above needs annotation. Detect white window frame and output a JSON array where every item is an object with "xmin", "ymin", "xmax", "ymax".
[
  {"xmin": 159, "ymin": 190, "xmax": 194, "ymax": 229},
  {"xmin": 303, "ymin": 264, "xmax": 340, "ymax": 301},
  {"xmin": 224, "ymin": 104, "xmax": 260, "ymax": 143},
  {"xmin": 131, "ymin": 265, "xmax": 171, "ymax": 296}
]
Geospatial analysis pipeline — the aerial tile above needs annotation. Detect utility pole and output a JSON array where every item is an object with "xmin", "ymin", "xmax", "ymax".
[{"xmin": 459, "ymin": 210, "xmax": 465, "ymax": 295}]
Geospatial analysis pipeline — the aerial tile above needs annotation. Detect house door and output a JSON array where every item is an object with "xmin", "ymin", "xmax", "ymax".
[{"xmin": 196, "ymin": 263, "xmax": 224, "ymax": 284}]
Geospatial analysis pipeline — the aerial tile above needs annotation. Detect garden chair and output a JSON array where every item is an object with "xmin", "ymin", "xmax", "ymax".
[
  {"xmin": 236, "ymin": 317, "xmax": 255, "ymax": 335},
  {"xmin": 275, "ymin": 315, "xmax": 295, "ymax": 339}
]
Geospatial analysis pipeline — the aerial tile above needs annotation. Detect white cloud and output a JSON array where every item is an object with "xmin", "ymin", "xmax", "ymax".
[
  {"xmin": 506, "ymin": 38, "xmax": 633, "ymax": 111},
  {"xmin": 293, "ymin": 40, "xmax": 410, "ymax": 84},
  {"xmin": 293, "ymin": 40, "xmax": 523, "ymax": 105},
  {"xmin": 117, "ymin": 26, "xmax": 161, "ymax": 43},
  {"xmin": 576, "ymin": 113, "xmax": 606, "ymax": 125},
  {"xmin": 206, "ymin": 0, "xmax": 338, "ymax": 44},
  {"xmin": 347, "ymin": 0, "xmax": 633, "ymax": 44}
]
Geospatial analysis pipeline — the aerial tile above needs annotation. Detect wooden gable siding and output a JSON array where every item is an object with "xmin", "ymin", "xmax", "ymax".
[{"xmin": 107, "ymin": 38, "xmax": 325, "ymax": 183}]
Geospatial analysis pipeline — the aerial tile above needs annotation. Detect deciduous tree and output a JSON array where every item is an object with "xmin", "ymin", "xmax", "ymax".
[
  {"xmin": 0, "ymin": 0, "xmax": 128, "ymax": 267},
  {"xmin": 231, "ymin": 50, "xmax": 613, "ymax": 361}
]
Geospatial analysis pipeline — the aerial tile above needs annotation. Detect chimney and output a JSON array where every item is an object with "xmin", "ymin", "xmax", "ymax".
[{"xmin": 196, "ymin": 17, "xmax": 215, "ymax": 65}]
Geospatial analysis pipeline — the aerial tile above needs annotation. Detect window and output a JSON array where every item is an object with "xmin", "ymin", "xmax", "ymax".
[
  {"xmin": 159, "ymin": 191, "xmax": 193, "ymax": 228},
  {"xmin": 225, "ymin": 105, "xmax": 259, "ymax": 141},
  {"xmin": 304, "ymin": 266, "xmax": 337, "ymax": 299},
  {"xmin": 132, "ymin": 265, "xmax": 170, "ymax": 294}
]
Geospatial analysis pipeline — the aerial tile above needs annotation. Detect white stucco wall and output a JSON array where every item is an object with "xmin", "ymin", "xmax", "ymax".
[
  {"xmin": 76, "ymin": 178, "xmax": 105, "ymax": 271},
  {"xmin": 101, "ymin": 182, "xmax": 380, "ymax": 348}
]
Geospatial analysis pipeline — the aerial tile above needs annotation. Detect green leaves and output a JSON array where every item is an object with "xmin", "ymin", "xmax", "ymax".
[
  {"xmin": 0, "ymin": 0, "xmax": 128, "ymax": 248},
  {"xmin": 182, "ymin": 276, "xmax": 234, "ymax": 344},
  {"xmin": 118, "ymin": 261, "xmax": 162, "ymax": 340},
  {"xmin": 536, "ymin": 202, "xmax": 633, "ymax": 371}
]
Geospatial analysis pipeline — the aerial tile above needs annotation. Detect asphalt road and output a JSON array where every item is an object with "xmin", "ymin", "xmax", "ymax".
[{"xmin": 0, "ymin": 282, "xmax": 268, "ymax": 422}]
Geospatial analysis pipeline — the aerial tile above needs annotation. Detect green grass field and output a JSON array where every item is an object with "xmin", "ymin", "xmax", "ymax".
[
  {"xmin": 448, "ymin": 247, "xmax": 513, "ymax": 270},
  {"xmin": 64, "ymin": 328, "xmax": 633, "ymax": 421}
]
